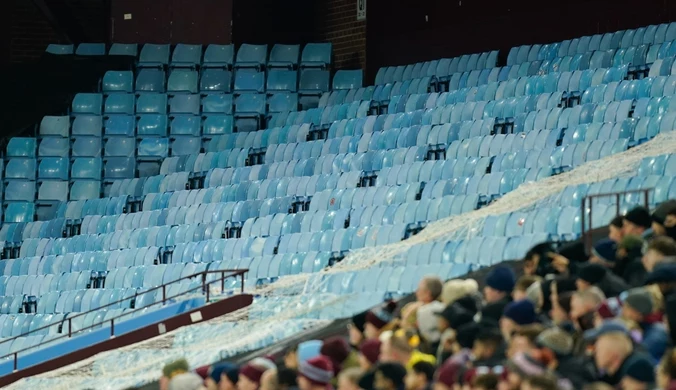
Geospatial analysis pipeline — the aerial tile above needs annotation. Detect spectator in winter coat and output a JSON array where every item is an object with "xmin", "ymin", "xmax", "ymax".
[
  {"xmin": 642, "ymin": 236, "xmax": 676, "ymax": 273},
  {"xmin": 506, "ymin": 324, "xmax": 545, "ymax": 359},
  {"xmin": 365, "ymin": 301, "xmax": 398, "ymax": 340},
  {"xmin": 481, "ymin": 266, "xmax": 516, "ymax": 323},
  {"xmin": 500, "ymin": 299, "xmax": 538, "ymax": 342},
  {"xmin": 657, "ymin": 349, "xmax": 676, "ymax": 390},
  {"xmin": 374, "ymin": 362, "xmax": 408, "ymax": 390},
  {"xmin": 297, "ymin": 356, "xmax": 334, "ymax": 390},
  {"xmin": 205, "ymin": 363, "xmax": 239, "ymax": 390},
  {"xmin": 576, "ymin": 262, "xmax": 629, "ymax": 298},
  {"xmin": 337, "ymin": 367, "xmax": 362, "ymax": 390},
  {"xmin": 405, "ymin": 361, "xmax": 435, "ymax": 390},
  {"xmin": 623, "ymin": 207, "xmax": 653, "ymax": 239},
  {"xmin": 415, "ymin": 277, "xmax": 445, "ymax": 347},
  {"xmin": 613, "ymin": 235, "xmax": 646, "ymax": 287},
  {"xmin": 532, "ymin": 327, "xmax": 597, "ymax": 389},
  {"xmin": 652, "ymin": 199, "xmax": 676, "ymax": 239},
  {"xmin": 621, "ymin": 287, "xmax": 669, "ymax": 363}
]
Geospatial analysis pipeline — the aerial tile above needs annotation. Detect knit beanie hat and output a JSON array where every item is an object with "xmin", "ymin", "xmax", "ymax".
[
  {"xmin": 163, "ymin": 359, "xmax": 190, "ymax": 378},
  {"xmin": 653, "ymin": 200, "xmax": 676, "ymax": 225},
  {"xmin": 168, "ymin": 373, "xmax": 204, "ymax": 390},
  {"xmin": 240, "ymin": 358, "xmax": 275, "ymax": 384},
  {"xmin": 622, "ymin": 288, "xmax": 654, "ymax": 317},
  {"xmin": 366, "ymin": 301, "xmax": 397, "ymax": 329},
  {"xmin": 619, "ymin": 235, "xmax": 644, "ymax": 252},
  {"xmin": 298, "ymin": 355, "xmax": 334, "ymax": 387},
  {"xmin": 578, "ymin": 263, "xmax": 607, "ymax": 285},
  {"xmin": 298, "ymin": 340, "xmax": 323, "ymax": 365},
  {"xmin": 503, "ymin": 299, "xmax": 537, "ymax": 326},
  {"xmin": 597, "ymin": 297, "xmax": 621, "ymax": 319},
  {"xmin": 454, "ymin": 294, "xmax": 480, "ymax": 314},
  {"xmin": 435, "ymin": 360, "xmax": 464, "ymax": 387},
  {"xmin": 351, "ymin": 311, "xmax": 367, "ymax": 333},
  {"xmin": 535, "ymin": 327, "xmax": 574, "ymax": 356},
  {"xmin": 506, "ymin": 352, "xmax": 546, "ymax": 377},
  {"xmin": 209, "ymin": 363, "xmax": 238, "ymax": 385},
  {"xmin": 359, "ymin": 339, "xmax": 382, "ymax": 365},
  {"xmin": 624, "ymin": 207, "xmax": 652, "ymax": 229},
  {"xmin": 441, "ymin": 279, "xmax": 479, "ymax": 305},
  {"xmin": 436, "ymin": 303, "xmax": 475, "ymax": 330},
  {"xmin": 592, "ymin": 239, "xmax": 617, "ymax": 263},
  {"xmin": 320, "ymin": 336, "xmax": 350, "ymax": 375},
  {"xmin": 485, "ymin": 266, "xmax": 516, "ymax": 292},
  {"xmin": 624, "ymin": 354, "xmax": 655, "ymax": 383}
]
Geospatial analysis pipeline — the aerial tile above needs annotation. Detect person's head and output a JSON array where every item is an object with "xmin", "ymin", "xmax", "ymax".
[
  {"xmin": 621, "ymin": 288, "xmax": 654, "ymax": 323},
  {"xmin": 513, "ymin": 275, "xmax": 541, "ymax": 301},
  {"xmin": 507, "ymin": 324, "xmax": 544, "ymax": 359},
  {"xmin": 591, "ymin": 239, "xmax": 618, "ymax": 264},
  {"xmin": 380, "ymin": 335, "xmax": 412, "ymax": 365},
  {"xmin": 521, "ymin": 374, "xmax": 559, "ymax": 390},
  {"xmin": 374, "ymin": 362, "xmax": 407, "ymax": 390},
  {"xmin": 549, "ymin": 291, "xmax": 573, "ymax": 325},
  {"xmin": 500, "ymin": 300, "xmax": 537, "ymax": 341},
  {"xmin": 505, "ymin": 353, "xmax": 545, "ymax": 390},
  {"xmin": 416, "ymin": 276, "xmax": 443, "ymax": 304},
  {"xmin": 609, "ymin": 216, "xmax": 624, "ymax": 243},
  {"xmin": 259, "ymin": 369, "xmax": 277, "ymax": 390},
  {"xmin": 169, "ymin": 373, "xmax": 207, "ymax": 390},
  {"xmin": 532, "ymin": 327, "xmax": 573, "ymax": 367},
  {"xmin": 441, "ymin": 279, "xmax": 479, "ymax": 305},
  {"xmin": 297, "ymin": 355, "xmax": 334, "ymax": 390},
  {"xmin": 205, "ymin": 363, "xmax": 238, "ymax": 390},
  {"xmin": 337, "ymin": 367, "xmax": 362, "ymax": 390},
  {"xmin": 642, "ymin": 236, "xmax": 676, "ymax": 272},
  {"xmin": 652, "ymin": 200, "xmax": 676, "ymax": 237},
  {"xmin": 620, "ymin": 354, "xmax": 655, "ymax": 390},
  {"xmin": 162, "ymin": 359, "xmax": 191, "ymax": 390},
  {"xmin": 349, "ymin": 312, "xmax": 367, "ymax": 347},
  {"xmin": 472, "ymin": 372, "xmax": 499, "ymax": 390},
  {"xmin": 657, "ymin": 348, "xmax": 676, "ymax": 389},
  {"xmin": 365, "ymin": 302, "xmax": 397, "ymax": 340},
  {"xmin": 283, "ymin": 344, "xmax": 299, "ymax": 370},
  {"xmin": 405, "ymin": 361, "xmax": 435, "ymax": 390},
  {"xmin": 359, "ymin": 338, "xmax": 382, "ymax": 370},
  {"xmin": 623, "ymin": 207, "xmax": 652, "ymax": 236},
  {"xmin": 276, "ymin": 368, "xmax": 297, "ymax": 390},
  {"xmin": 239, "ymin": 358, "xmax": 276, "ymax": 390},
  {"xmin": 576, "ymin": 263, "xmax": 608, "ymax": 291},
  {"xmin": 472, "ymin": 327, "xmax": 503, "ymax": 360},
  {"xmin": 296, "ymin": 340, "xmax": 322, "ymax": 367},
  {"xmin": 436, "ymin": 302, "xmax": 474, "ymax": 333},
  {"xmin": 484, "ymin": 266, "xmax": 516, "ymax": 303},
  {"xmin": 617, "ymin": 235, "xmax": 644, "ymax": 260},
  {"xmin": 592, "ymin": 332, "xmax": 633, "ymax": 373},
  {"xmin": 320, "ymin": 336, "xmax": 350, "ymax": 376},
  {"xmin": 570, "ymin": 287, "xmax": 605, "ymax": 321}
]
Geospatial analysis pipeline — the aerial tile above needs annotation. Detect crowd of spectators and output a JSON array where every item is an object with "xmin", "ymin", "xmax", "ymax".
[{"xmin": 156, "ymin": 199, "xmax": 676, "ymax": 390}]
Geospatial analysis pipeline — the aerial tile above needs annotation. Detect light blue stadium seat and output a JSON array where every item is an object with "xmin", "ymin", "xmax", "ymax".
[
  {"xmin": 38, "ymin": 158, "xmax": 69, "ymax": 180},
  {"xmin": 299, "ymin": 70, "xmax": 330, "ymax": 109},
  {"xmin": 138, "ymin": 138, "xmax": 169, "ymax": 159},
  {"xmin": 137, "ymin": 114, "xmax": 168, "ymax": 136},
  {"xmin": 104, "ymin": 94, "xmax": 135, "ymax": 115},
  {"xmin": 71, "ymin": 137, "xmax": 102, "ymax": 157},
  {"xmin": 332, "ymin": 70, "xmax": 362, "ymax": 90},
  {"xmin": 168, "ymin": 70, "xmax": 199, "ymax": 93},
  {"xmin": 136, "ymin": 93, "xmax": 168, "ymax": 114},
  {"xmin": 135, "ymin": 69, "xmax": 166, "ymax": 93},
  {"xmin": 38, "ymin": 181, "xmax": 68, "ymax": 202},
  {"xmin": 267, "ymin": 70, "xmax": 297, "ymax": 92},
  {"xmin": 104, "ymin": 137, "xmax": 135, "ymax": 157},
  {"xmin": 268, "ymin": 44, "xmax": 300, "ymax": 69},
  {"xmin": 203, "ymin": 44, "xmax": 234, "ymax": 68},
  {"xmin": 72, "ymin": 115, "xmax": 103, "ymax": 137},
  {"xmin": 70, "ymin": 179, "xmax": 100, "ymax": 200},
  {"xmin": 7, "ymin": 138, "xmax": 36, "ymax": 157},
  {"xmin": 71, "ymin": 93, "xmax": 103, "ymax": 115},
  {"xmin": 268, "ymin": 93, "xmax": 298, "ymax": 113},
  {"xmin": 170, "ymin": 116, "xmax": 201, "ymax": 136},
  {"xmin": 138, "ymin": 44, "xmax": 170, "ymax": 68},
  {"xmin": 235, "ymin": 94, "xmax": 266, "ymax": 116},
  {"xmin": 71, "ymin": 158, "xmax": 102, "ymax": 180},
  {"xmin": 4, "ymin": 203, "xmax": 34, "ymax": 223},
  {"xmin": 46, "ymin": 44, "xmax": 74, "ymax": 55},
  {"xmin": 104, "ymin": 115, "xmax": 135, "ymax": 136},
  {"xmin": 169, "ymin": 94, "xmax": 200, "ymax": 115},
  {"xmin": 202, "ymin": 94, "xmax": 233, "ymax": 115},
  {"xmin": 5, "ymin": 158, "xmax": 36, "ymax": 180},
  {"xmin": 203, "ymin": 115, "xmax": 234, "ymax": 136},
  {"xmin": 76, "ymin": 43, "xmax": 106, "ymax": 56},
  {"xmin": 301, "ymin": 43, "xmax": 332, "ymax": 69},
  {"xmin": 235, "ymin": 44, "xmax": 268, "ymax": 70},
  {"xmin": 171, "ymin": 44, "xmax": 202, "ymax": 68},
  {"xmin": 234, "ymin": 71, "xmax": 265, "ymax": 93},
  {"xmin": 102, "ymin": 71, "xmax": 134, "ymax": 93},
  {"xmin": 109, "ymin": 43, "xmax": 138, "ymax": 56},
  {"xmin": 104, "ymin": 158, "xmax": 136, "ymax": 179},
  {"xmin": 4, "ymin": 181, "xmax": 35, "ymax": 201},
  {"xmin": 200, "ymin": 69, "xmax": 232, "ymax": 93},
  {"xmin": 39, "ymin": 116, "xmax": 69, "ymax": 138}
]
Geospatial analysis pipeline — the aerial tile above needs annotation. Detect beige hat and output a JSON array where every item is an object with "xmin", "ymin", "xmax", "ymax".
[{"xmin": 441, "ymin": 279, "xmax": 478, "ymax": 305}]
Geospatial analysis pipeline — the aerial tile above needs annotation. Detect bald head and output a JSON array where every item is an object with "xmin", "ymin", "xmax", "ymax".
[{"xmin": 416, "ymin": 276, "xmax": 443, "ymax": 303}]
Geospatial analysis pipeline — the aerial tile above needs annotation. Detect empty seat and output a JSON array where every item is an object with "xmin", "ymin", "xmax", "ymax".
[
  {"xmin": 137, "ymin": 114, "xmax": 168, "ymax": 136},
  {"xmin": 38, "ymin": 138, "xmax": 69, "ymax": 157},
  {"xmin": 200, "ymin": 69, "xmax": 232, "ymax": 93},
  {"xmin": 138, "ymin": 138, "xmax": 169, "ymax": 161},
  {"xmin": 268, "ymin": 44, "xmax": 300, "ymax": 69},
  {"xmin": 203, "ymin": 44, "xmax": 234, "ymax": 68},
  {"xmin": 332, "ymin": 70, "xmax": 363, "ymax": 90},
  {"xmin": 138, "ymin": 44, "xmax": 170, "ymax": 67},
  {"xmin": 46, "ymin": 44, "xmax": 74, "ymax": 55},
  {"xmin": 167, "ymin": 70, "xmax": 198, "ymax": 93},
  {"xmin": 171, "ymin": 44, "xmax": 202, "ymax": 67},
  {"xmin": 234, "ymin": 71, "xmax": 265, "ymax": 93},
  {"xmin": 7, "ymin": 138, "xmax": 36, "ymax": 157},
  {"xmin": 266, "ymin": 70, "xmax": 297, "ymax": 92},
  {"xmin": 299, "ymin": 70, "xmax": 330, "ymax": 109},
  {"xmin": 71, "ymin": 116, "xmax": 103, "ymax": 137},
  {"xmin": 104, "ymin": 94, "xmax": 135, "ymax": 115},
  {"xmin": 136, "ymin": 93, "xmax": 168, "ymax": 114},
  {"xmin": 268, "ymin": 93, "xmax": 298, "ymax": 113},
  {"xmin": 71, "ymin": 158, "xmax": 102, "ymax": 180},
  {"xmin": 76, "ymin": 43, "xmax": 106, "ymax": 56},
  {"xmin": 135, "ymin": 70, "xmax": 166, "ymax": 92},
  {"xmin": 169, "ymin": 94, "xmax": 200, "ymax": 115},
  {"xmin": 235, "ymin": 94, "xmax": 266, "ymax": 132},
  {"xmin": 301, "ymin": 43, "xmax": 332, "ymax": 69},
  {"xmin": 109, "ymin": 43, "xmax": 138, "ymax": 56},
  {"xmin": 38, "ymin": 181, "xmax": 68, "ymax": 202},
  {"xmin": 4, "ymin": 203, "xmax": 35, "ymax": 223},
  {"xmin": 39, "ymin": 116, "xmax": 70, "ymax": 138},
  {"xmin": 70, "ymin": 181, "xmax": 101, "ymax": 200},
  {"xmin": 104, "ymin": 158, "xmax": 136, "ymax": 179},
  {"xmin": 102, "ymin": 71, "xmax": 134, "ymax": 93},
  {"xmin": 235, "ymin": 44, "xmax": 268, "ymax": 70},
  {"xmin": 71, "ymin": 94, "xmax": 103, "ymax": 115},
  {"xmin": 104, "ymin": 137, "xmax": 135, "ymax": 157},
  {"xmin": 38, "ymin": 158, "xmax": 69, "ymax": 180},
  {"xmin": 202, "ymin": 94, "xmax": 233, "ymax": 115},
  {"xmin": 170, "ymin": 116, "xmax": 201, "ymax": 136},
  {"xmin": 4, "ymin": 181, "xmax": 35, "ymax": 201},
  {"xmin": 202, "ymin": 115, "xmax": 234, "ymax": 136}
]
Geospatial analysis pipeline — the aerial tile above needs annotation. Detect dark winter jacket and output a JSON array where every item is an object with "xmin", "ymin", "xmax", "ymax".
[
  {"xmin": 640, "ymin": 321, "xmax": 669, "ymax": 363},
  {"xmin": 555, "ymin": 355, "xmax": 597, "ymax": 389}
]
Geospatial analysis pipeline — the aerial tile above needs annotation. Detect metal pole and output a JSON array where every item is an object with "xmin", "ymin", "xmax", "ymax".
[
  {"xmin": 111, "ymin": 319, "xmax": 115, "ymax": 337},
  {"xmin": 68, "ymin": 318, "xmax": 72, "ymax": 337},
  {"xmin": 221, "ymin": 271, "xmax": 225, "ymax": 293},
  {"xmin": 162, "ymin": 285, "xmax": 166, "ymax": 304},
  {"xmin": 13, "ymin": 352, "xmax": 17, "ymax": 371}
]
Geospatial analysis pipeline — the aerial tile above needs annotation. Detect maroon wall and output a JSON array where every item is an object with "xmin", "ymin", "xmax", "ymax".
[
  {"xmin": 365, "ymin": 0, "xmax": 676, "ymax": 82},
  {"xmin": 110, "ymin": 0, "xmax": 232, "ymax": 44}
]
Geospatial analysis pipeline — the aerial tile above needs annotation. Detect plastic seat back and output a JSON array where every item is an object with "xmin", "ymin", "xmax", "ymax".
[
  {"xmin": 301, "ymin": 43, "xmax": 332, "ymax": 69},
  {"xmin": 203, "ymin": 44, "xmax": 234, "ymax": 68},
  {"xmin": 76, "ymin": 43, "xmax": 106, "ymax": 56},
  {"xmin": 109, "ymin": 43, "xmax": 138, "ymax": 56},
  {"xmin": 46, "ymin": 44, "xmax": 73, "ymax": 55},
  {"xmin": 268, "ymin": 44, "xmax": 300, "ymax": 68},
  {"xmin": 235, "ymin": 44, "xmax": 268, "ymax": 69},
  {"xmin": 139, "ymin": 44, "xmax": 170, "ymax": 67},
  {"xmin": 171, "ymin": 44, "xmax": 202, "ymax": 67},
  {"xmin": 39, "ymin": 116, "xmax": 70, "ymax": 138}
]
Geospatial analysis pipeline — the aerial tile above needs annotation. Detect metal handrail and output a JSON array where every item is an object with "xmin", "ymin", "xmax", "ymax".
[
  {"xmin": 581, "ymin": 188, "xmax": 651, "ymax": 253},
  {"xmin": 0, "ymin": 268, "xmax": 248, "ymax": 370}
]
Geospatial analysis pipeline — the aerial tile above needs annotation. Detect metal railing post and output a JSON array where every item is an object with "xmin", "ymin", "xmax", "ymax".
[
  {"xmin": 68, "ymin": 318, "xmax": 72, "ymax": 337},
  {"xmin": 221, "ymin": 271, "xmax": 225, "ymax": 293},
  {"xmin": 13, "ymin": 352, "xmax": 17, "ymax": 371},
  {"xmin": 111, "ymin": 319, "xmax": 115, "ymax": 337},
  {"xmin": 162, "ymin": 285, "xmax": 166, "ymax": 304}
]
